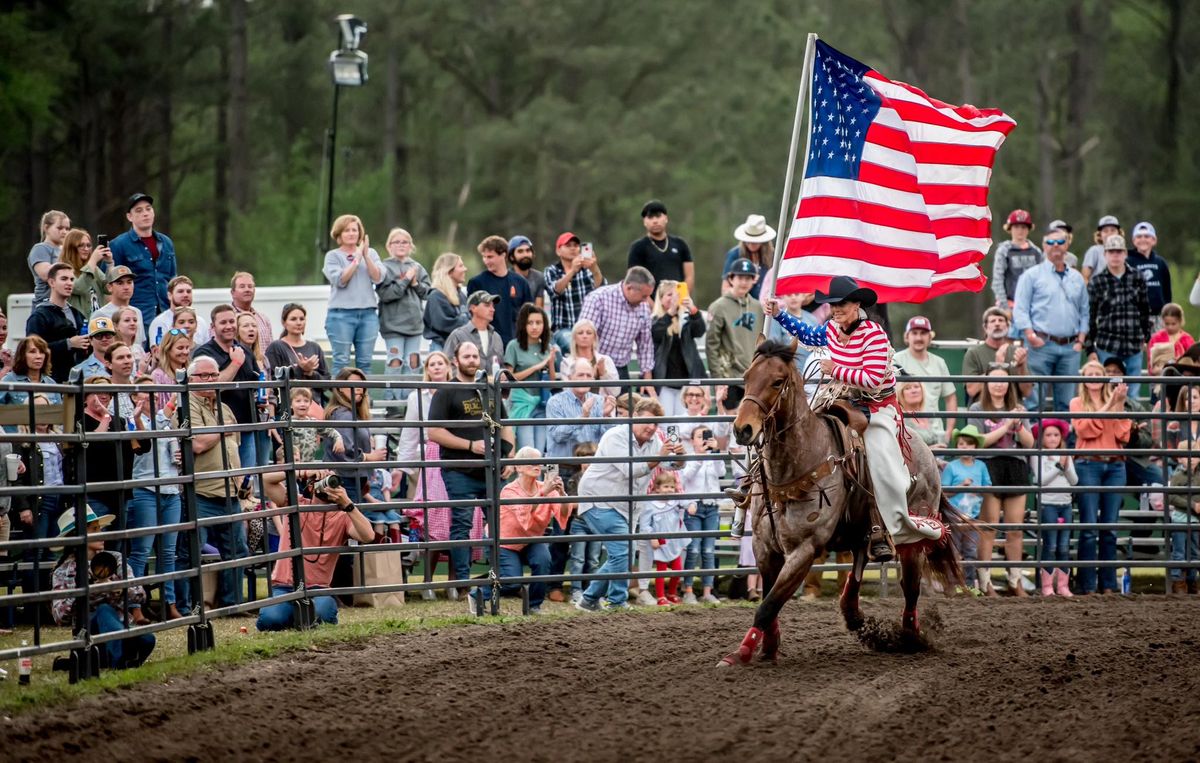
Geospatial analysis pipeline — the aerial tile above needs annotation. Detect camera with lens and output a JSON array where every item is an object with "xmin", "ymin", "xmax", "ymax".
[{"xmin": 300, "ymin": 473, "xmax": 342, "ymax": 499}]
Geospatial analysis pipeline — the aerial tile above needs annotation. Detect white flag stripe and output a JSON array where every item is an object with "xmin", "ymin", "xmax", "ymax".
[
  {"xmin": 931, "ymin": 261, "xmax": 993, "ymax": 282},
  {"xmin": 934, "ymin": 234, "xmax": 992, "ymax": 258},
  {"xmin": 790, "ymin": 216, "xmax": 937, "ymax": 251},
  {"xmin": 873, "ymin": 108, "xmax": 1009, "ymax": 147},
  {"xmin": 800, "ymin": 177, "xmax": 992, "ymax": 225},
  {"xmin": 800, "ymin": 176, "xmax": 926, "ymax": 214},
  {"xmin": 911, "ymin": 160, "xmax": 992, "ymax": 188},
  {"xmin": 927, "ymin": 203, "xmax": 992, "ymax": 221},
  {"xmin": 861, "ymin": 143, "xmax": 919, "ymax": 175},
  {"xmin": 865, "ymin": 76, "xmax": 1018, "ymax": 129},
  {"xmin": 778, "ymin": 255, "xmax": 934, "ymax": 287}
]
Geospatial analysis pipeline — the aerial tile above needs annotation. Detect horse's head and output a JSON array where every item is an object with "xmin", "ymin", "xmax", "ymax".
[{"xmin": 734, "ymin": 337, "xmax": 803, "ymax": 447}]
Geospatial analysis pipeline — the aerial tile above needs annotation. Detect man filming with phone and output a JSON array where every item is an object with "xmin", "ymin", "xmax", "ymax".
[
  {"xmin": 545, "ymin": 232, "xmax": 604, "ymax": 354},
  {"xmin": 255, "ymin": 471, "xmax": 374, "ymax": 631}
]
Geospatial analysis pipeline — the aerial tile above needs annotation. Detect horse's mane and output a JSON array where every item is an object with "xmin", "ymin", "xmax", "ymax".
[{"xmin": 753, "ymin": 339, "xmax": 798, "ymax": 365}]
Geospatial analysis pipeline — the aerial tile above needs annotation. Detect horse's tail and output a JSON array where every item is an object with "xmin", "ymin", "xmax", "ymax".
[{"xmin": 920, "ymin": 495, "xmax": 971, "ymax": 591}]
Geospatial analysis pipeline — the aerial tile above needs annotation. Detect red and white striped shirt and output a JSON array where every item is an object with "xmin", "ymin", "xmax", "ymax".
[{"xmin": 775, "ymin": 311, "xmax": 895, "ymax": 390}]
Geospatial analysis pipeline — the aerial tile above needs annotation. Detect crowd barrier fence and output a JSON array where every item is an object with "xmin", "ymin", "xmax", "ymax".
[{"xmin": 0, "ymin": 370, "xmax": 1197, "ymax": 681}]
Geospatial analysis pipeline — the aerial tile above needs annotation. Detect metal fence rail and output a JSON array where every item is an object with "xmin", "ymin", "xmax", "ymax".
[{"xmin": 0, "ymin": 370, "xmax": 1197, "ymax": 679}]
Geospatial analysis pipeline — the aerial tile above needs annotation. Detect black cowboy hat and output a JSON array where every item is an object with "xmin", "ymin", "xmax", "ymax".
[{"xmin": 812, "ymin": 276, "xmax": 878, "ymax": 308}]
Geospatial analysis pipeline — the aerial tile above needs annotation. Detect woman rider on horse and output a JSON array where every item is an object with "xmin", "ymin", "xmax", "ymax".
[{"xmin": 762, "ymin": 276, "xmax": 945, "ymax": 561}]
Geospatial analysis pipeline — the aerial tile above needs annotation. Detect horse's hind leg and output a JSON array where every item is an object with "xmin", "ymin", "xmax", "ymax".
[
  {"xmin": 839, "ymin": 548, "xmax": 867, "ymax": 632},
  {"xmin": 899, "ymin": 546, "xmax": 923, "ymax": 634}
]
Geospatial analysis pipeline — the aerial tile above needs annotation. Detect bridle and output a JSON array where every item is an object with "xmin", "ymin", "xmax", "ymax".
[{"xmin": 741, "ymin": 362, "xmax": 801, "ymax": 447}]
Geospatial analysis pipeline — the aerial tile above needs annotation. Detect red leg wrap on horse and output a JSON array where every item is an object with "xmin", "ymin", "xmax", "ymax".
[
  {"xmin": 902, "ymin": 608, "xmax": 919, "ymax": 633},
  {"xmin": 720, "ymin": 626, "xmax": 764, "ymax": 666}
]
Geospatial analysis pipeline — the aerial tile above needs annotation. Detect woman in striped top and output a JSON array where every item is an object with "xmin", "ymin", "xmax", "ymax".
[{"xmin": 766, "ymin": 276, "xmax": 944, "ymax": 560}]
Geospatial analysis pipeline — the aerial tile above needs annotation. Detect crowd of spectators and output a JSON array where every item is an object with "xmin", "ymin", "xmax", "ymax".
[{"xmin": 3, "ymin": 195, "xmax": 1200, "ymax": 659}]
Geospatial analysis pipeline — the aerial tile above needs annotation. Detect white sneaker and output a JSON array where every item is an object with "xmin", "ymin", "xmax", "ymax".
[
  {"xmin": 636, "ymin": 590, "xmax": 658, "ymax": 607},
  {"xmin": 682, "ymin": 592, "xmax": 699, "ymax": 605},
  {"xmin": 570, "ymin": 589, "xmax": 583, "ymax": 605},
  {"xmin": 700, "ymin": 593, "xmax": 721, "ymax": 605}
]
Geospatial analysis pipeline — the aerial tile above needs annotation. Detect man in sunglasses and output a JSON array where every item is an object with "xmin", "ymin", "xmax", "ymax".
[{"xmin": 1013, "ymin": 227, "xmax": 1090, "ymax": 412}]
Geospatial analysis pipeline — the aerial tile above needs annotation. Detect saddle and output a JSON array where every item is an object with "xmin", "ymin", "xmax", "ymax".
[{"xmin": 824, "ymin": 399, "xmax": 869, "ymax": 439}]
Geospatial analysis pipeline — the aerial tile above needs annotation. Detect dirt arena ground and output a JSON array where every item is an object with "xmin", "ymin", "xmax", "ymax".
[{"xmin": 4, "ymin": 595, "xmax": 1200, "ymax": 761}]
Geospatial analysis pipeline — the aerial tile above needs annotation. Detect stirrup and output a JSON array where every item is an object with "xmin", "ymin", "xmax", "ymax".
[
  {"xmin": 866, "ymin": 526, "xmax": 894, "ymax": 563},
  {"xmin": 724, "ymin": 486, "xmax": 751, "ymax": 510}
]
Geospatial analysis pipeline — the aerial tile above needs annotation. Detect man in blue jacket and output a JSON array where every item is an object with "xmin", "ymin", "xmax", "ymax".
[{"xmin": 109, "ymin": 193, "xmax": 176, "ymax": 339}]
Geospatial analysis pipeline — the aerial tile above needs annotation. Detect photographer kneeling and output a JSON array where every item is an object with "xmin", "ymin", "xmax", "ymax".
[{"xmin": 256, "ymin": 471, "xmax": 374, "ymax": 631}]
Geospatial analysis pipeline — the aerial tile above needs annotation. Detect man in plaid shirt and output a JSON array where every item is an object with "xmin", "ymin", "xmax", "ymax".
[
  {"xmin": 545, "ymin": 232, "xmax": 605, "ymax": 353},
  {"xmin": 1086, "ymin": 233, "xmax": 1151, "ymax": 398},
  {"xmin": 579, "ymin": 266, "xmax": 656, "ymax": 382}
]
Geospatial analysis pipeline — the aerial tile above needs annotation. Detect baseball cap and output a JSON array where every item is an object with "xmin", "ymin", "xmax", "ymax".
[
  {"xmin": 1005, "ymin": 209, "xmax": 1032, "ymax": 228},
  {"xmin": 107, "ymin": 265, "xmax": 134, "ymax": 282},
  {"xmin": 641, "ymin": 199, "xmax": 668, "ymax": 218},
  {"xmin": 1047, "ymin": 219, "xmax": 1072, "ymax": 234},
  {"xmin": 905, "ymin": 316, "xmax": 933, "ymax": 333},
  {"xmin": 127, "ymin": 192, "xmax": 153, "ymax": 212},
  {"xmin": 507, "ymin": 235, "xmax": 532, "ymax": 253},
  {"xmin": 726, "ymin": 258, "xmax": 758, "ymax": 277},
  {"xmin": 1103, "ymin": 234, "xmax": 1127, "ymax": 251},
  {"xmin": 1096, "ymin": 214, "xmax": 1120, "ymax": 229},
  {"xmin": 88, "ymin": 316, "xmax": 117, "ymax": 336},
  {"xmin": 555, "ymin": 232, "xmax": 580, "ymax": 249},
  {"xmin": 467, "ymin": 290, "xmax": 500, "ymax": 307},
  {"xmin": 1132, "ymin": 221, "xmax": 1156, "ymax": 238}
]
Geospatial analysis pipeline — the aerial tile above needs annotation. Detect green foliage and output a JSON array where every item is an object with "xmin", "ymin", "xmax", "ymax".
[{"xmin": 3, "ymin": 0, "xmax": 1199, "ymax": 334}]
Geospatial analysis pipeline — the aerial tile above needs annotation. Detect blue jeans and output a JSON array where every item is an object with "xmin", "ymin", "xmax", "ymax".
[
  {"xmin": 551, "ymin": 329, "xmax": 572, "ymax": 357},
  {"xmin": 327, "ymin": 307, "xmax": 379, "ymax": 376},
  {"xmin": 1027, "ymin": 342, "xmax": 1080, "ymax": 412},
  {"xmin": 195, "ymin": 495, "xmax": 250, "ymax": 607},
  {"xmin": 383, "ymin": 334, "xmax": 423, "ymax": 400},
  {"xmin": 441, "ymin": 470, "xmax": 487, "ymax": 583},
  {"xmin": 128, "ymin": 489, "xmax": 182, "ymax": 604},
  {"xmin": 581, "ymin": 508, "xmax": 631, "ymax": 606},
  {"xmin": 498, "ymin": 544, "xmax": 552, "ymax": 607},
  {"xmin": 1169, "ymin": 520, "xmax": 1199, "ymax": 583},
  {"xmin": 514, "ymin": 422, "xmax": 547, "ymax": 454},
  {"xmin": 256, "ymin": 585, "xmax": 339, "ymax": 630},
  {"xmin": 1094, "ymin": 348, "xmax": 1144, "ymax": 399},
  {"xmin": 237, "ymin": 430, "xmax": 257, "ymax": 479},
  {"xmin": 683, "ymin": 502, "xmax": 719, "ymax": 589},
  {"xmin": 1075, "ymin": 459, "xmax": 1125, "ymax": 592},
  {"xmin": 566, "ymin": 514, "xmax": 602, "ymax": 585},
  {"xmin": 1039, "ymin": 502, "xmax": 1072, "ymax": 572},
  {"xmin": 91, "ymin": 603, "xmax": 155, "ymax": 669}
]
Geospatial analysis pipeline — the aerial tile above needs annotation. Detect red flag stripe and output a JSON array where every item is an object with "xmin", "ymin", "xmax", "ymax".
[
  {"xmin": 797, "ymin": 196, "xmax": 992, "ymax": 239},
  {"xmin": 868, "ymin": 124, "xmax": 1001, "ymax": 167}
]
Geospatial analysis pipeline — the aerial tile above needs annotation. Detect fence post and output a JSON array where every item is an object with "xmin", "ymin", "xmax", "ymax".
[
  {"xmin": 68, "ymin": 372, "xmax": 101, "ymax": 680},
  {"xmin": 277, "ymin": 366, "xmax": 314, "ymax": 629},
  {"xmin": 485, "ymin": 368, "xmax": 503, "ymax": 616},
  {"xmin": 176, "ymin": 370, "xmax": 214, "ymax": 653}
]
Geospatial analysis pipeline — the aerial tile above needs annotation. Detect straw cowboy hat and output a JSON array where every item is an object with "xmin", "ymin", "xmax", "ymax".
[
  {"xmin": 733, "ymin": 214, "xmax": 776, "ymax": 244},
  {"xmin": 52, "ymin": 506, "xmax": 115, "ymax": 550}
]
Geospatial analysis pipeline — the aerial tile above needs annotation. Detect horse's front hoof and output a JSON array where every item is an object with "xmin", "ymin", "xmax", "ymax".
[
  {"xmin": 844, "ymin": 613, "xmax": 865, "ymax": 632},
  {"xmin": 717, "ymin": 626, "xmax": 764, "ymax": 667}
]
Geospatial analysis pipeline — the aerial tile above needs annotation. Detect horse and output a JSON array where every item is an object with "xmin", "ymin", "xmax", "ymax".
[{"xmin": 718, "ymin": 338, "xmax": 965, "ymax": 666}]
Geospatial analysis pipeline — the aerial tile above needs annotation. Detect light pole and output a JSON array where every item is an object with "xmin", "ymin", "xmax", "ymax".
[{"xmin": 318, "ymin": 14, "xmax": 368, "ymax": 256}]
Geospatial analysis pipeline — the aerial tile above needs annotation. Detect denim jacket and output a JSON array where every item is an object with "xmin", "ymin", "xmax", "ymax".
[{"xmin": 110, "ymin": 228, "xmax": 177, "ymax": 327}]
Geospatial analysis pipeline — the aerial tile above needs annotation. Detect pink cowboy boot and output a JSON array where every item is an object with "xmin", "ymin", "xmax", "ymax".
[
  {"xmin": 1040, "ymin": 569, "xmax": 1054, "ymax": 597},
  {"xmin": 1053, "ymin": 569, "xmax": 1074, "ymax": 598}
]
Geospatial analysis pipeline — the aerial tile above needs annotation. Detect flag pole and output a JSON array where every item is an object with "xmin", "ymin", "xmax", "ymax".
[{"xmin": 760, "ymin": 32, "xmax": 818, "ymax": 340}]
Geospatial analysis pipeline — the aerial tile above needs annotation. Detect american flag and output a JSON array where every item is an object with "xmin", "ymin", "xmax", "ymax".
[{"xmin": 774, "ymin": 40, "xmax": 1017, "ymax": 303}]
